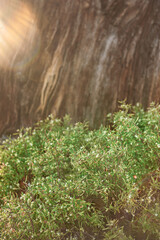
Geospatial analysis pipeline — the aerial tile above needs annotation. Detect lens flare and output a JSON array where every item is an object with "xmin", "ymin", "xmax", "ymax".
[{"xmin": 0, "ymin": 0, "xmax": 39, "ymax": 70}]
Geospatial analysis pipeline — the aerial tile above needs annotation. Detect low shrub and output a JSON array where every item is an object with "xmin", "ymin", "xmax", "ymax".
[{"xmin": 0, "ymin": 103, "xmax": 160, "ymax": 239}]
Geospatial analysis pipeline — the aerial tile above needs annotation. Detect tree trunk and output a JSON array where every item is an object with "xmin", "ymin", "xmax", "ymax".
[{"xmin": 0, "ymin": 0, "xmax": 160, "ymax": 135}]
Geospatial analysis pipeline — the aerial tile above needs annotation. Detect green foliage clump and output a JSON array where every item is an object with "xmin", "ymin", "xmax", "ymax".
[{"xmin": 0, "ymin": 103, "xmax": 160, "ymax": 239}]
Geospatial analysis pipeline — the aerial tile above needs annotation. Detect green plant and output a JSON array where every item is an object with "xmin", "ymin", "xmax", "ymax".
[{"xmin": 0, "ymin": 103, "xmax": 160, "ymax": 239}]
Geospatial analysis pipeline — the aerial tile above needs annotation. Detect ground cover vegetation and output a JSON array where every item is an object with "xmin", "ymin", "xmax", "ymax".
[{"xmin": 0, "ymin": 102, "xmax": 160, "ymax": 240}]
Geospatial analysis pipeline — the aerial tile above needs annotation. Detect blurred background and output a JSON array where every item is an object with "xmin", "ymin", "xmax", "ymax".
[{"xmin": 0, "ymin": 0, "xmax": 160, "ymax": 136}]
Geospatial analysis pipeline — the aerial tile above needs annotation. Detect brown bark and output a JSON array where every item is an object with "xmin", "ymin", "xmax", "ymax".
[{"xmin": 0, "ymin": 0, "xmax": 160, "ymax": 135}]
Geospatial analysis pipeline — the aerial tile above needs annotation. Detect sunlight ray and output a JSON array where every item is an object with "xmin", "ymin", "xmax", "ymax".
[{"xmin": 0, "ymin": 0, "xmax": 39, "ymax": 70}]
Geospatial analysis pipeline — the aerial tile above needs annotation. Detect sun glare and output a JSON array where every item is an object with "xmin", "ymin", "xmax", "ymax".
[{"xmin": 0, "ymin": 0, "xmax": 39, "ymax": 70}]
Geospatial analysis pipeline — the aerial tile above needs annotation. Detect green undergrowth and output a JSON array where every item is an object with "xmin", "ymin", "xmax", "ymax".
[{"xmin": 0, "ymin": 102, "xmax": 160, "ymax": 239}]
